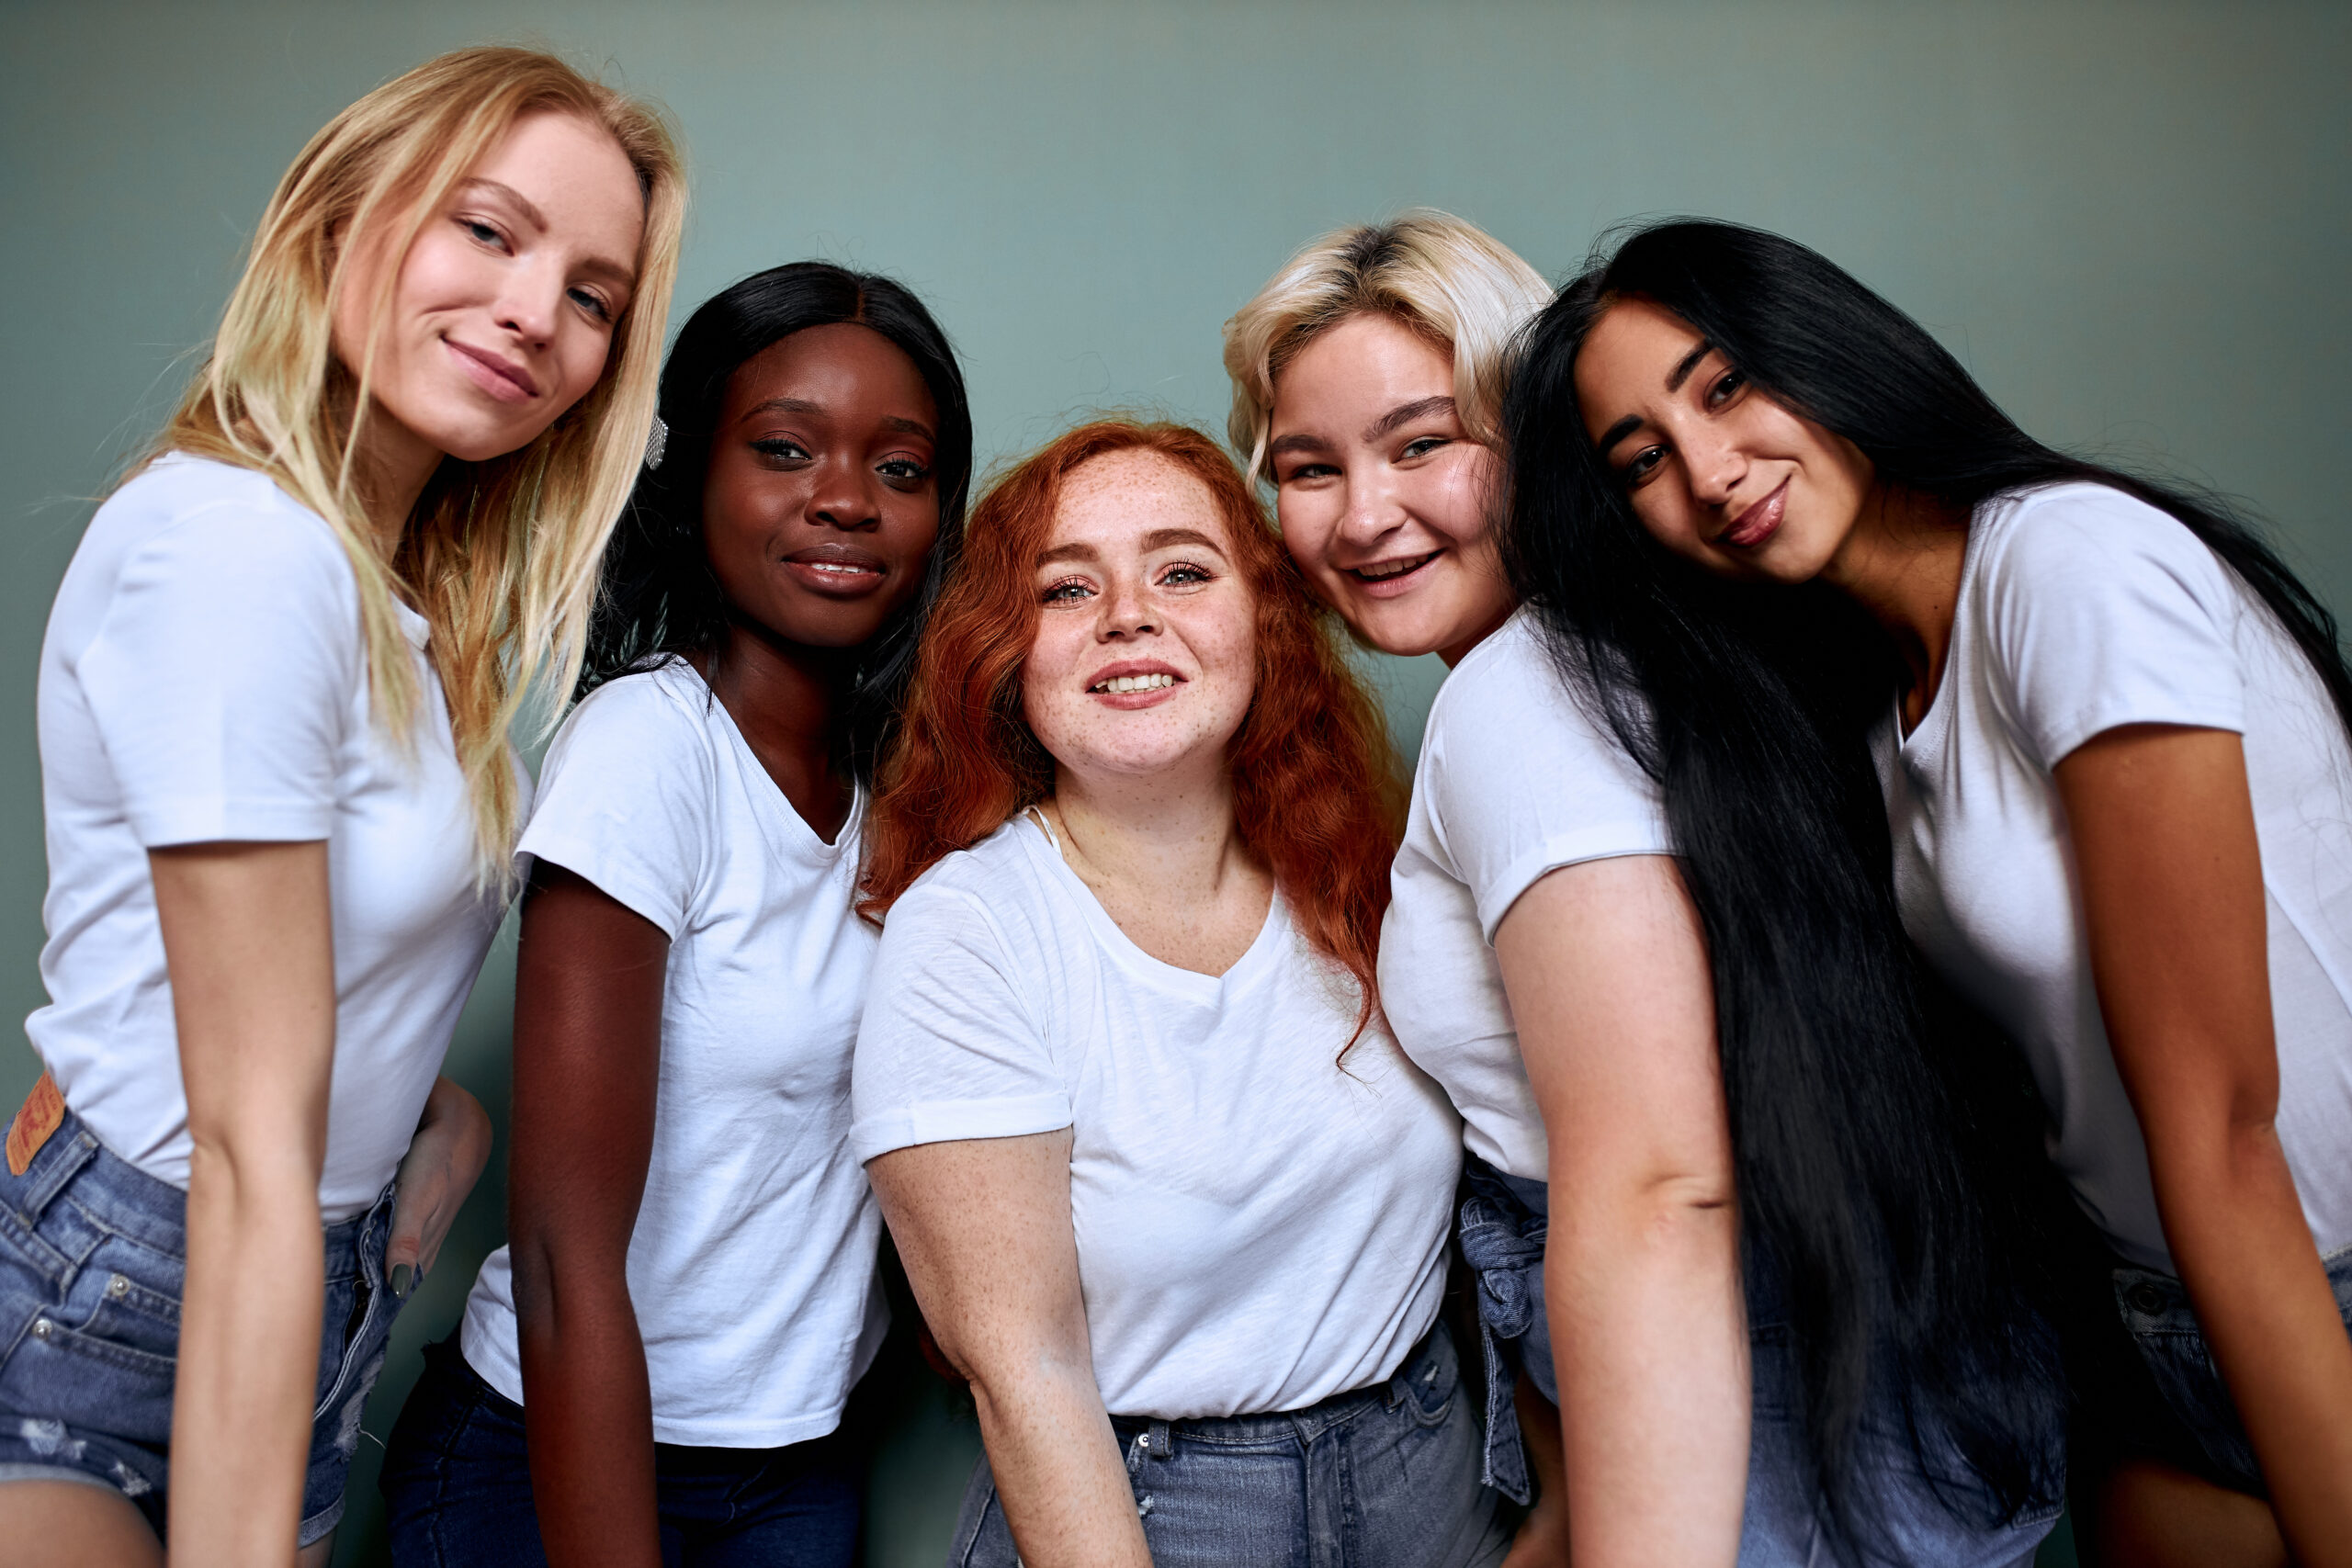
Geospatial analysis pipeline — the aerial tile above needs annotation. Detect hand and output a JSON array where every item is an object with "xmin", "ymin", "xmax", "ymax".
[{"xmin": 386, "ymin": 1077, "xmax": 492, "ymax": 1299}]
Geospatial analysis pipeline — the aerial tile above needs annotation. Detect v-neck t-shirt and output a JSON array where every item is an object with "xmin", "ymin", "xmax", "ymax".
[
  {"xmin": 460, "ymin": 659, "xmax": 887, "ymax": 1446},
  {"xmin": 1875, "ymin": 481, "xmax": 2352, "ymax": 1273},
  {"xmin": 850, "ymin": 817, "xmax": 1461, "ymax": 1420}
]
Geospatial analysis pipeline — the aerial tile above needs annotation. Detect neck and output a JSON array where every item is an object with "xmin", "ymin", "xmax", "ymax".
[
  {"xmin": 348, "ymin": 401, "xmax": 446, "ymax": 548},
  {"xmin": 1046, "ymin": 752, "xmax": 1248, "ymax": 906},
  {"xmin": 704, "ymin": 619, "xmax": 854, "ymax": 774},
  {"xmin": 1818, "ymin": 485, "xmax": 1971, "ymax": 715}
]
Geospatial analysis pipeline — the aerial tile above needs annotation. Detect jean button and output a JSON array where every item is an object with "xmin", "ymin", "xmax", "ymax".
[
  {"xmin": 2126, "ymin": 1284, "xmax": 2168, "ymax": 1315},
  {"xmin": 30, "ymin": 1318, "xmax": 52, "ymax": 1340},
  {"xmin": 107, "ymin": 1273, "xmax": 130, "ymax": 1299}
]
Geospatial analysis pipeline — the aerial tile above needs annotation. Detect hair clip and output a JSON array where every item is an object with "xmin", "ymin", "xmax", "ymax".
[{"xmin": 644, "ymin": 414, "xmax": 669, "ymax": 472}]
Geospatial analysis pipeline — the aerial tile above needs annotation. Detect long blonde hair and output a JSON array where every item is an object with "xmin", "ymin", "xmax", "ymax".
[
  {"xmin": 1222, "ymin": 209, "xmax": 1551, "ymax": 480},
  {"xmin": 152, "ymin": 46, "xmax": 685, "ymax": 874}
]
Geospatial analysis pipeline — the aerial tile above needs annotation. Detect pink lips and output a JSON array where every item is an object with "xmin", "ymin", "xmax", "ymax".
[
  {"xmin": 444, "ymin": 338, "xmax": 538, "ymax": 404},
  {"xmin": 1723, "ymin": 479, "xmax": 1787, "ymax": 549}
]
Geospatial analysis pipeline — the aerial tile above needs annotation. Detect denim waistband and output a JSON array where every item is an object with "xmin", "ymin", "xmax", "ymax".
[
  {"xmin": 4, "ymin": 1104, "xmax": 375, "ymax": 1271},
  {"xmin": 1107, "ymin": 1318, "xmax": 1453, "ymax": 1456}
]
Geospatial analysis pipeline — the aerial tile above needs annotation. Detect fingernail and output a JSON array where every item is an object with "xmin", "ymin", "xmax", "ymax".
[{"xmin": 390, "ymin": 1263, "xmax": 414, "ymax": 1299}]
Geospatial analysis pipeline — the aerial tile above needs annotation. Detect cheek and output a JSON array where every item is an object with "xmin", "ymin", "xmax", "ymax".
[
  {"xmin": 1275, "ymin": 489, "xmax": 1340, "ymax": 573},
  {"xmin": 1413, "ymin": 451, "xmax": 1497, "ymax": 549}
]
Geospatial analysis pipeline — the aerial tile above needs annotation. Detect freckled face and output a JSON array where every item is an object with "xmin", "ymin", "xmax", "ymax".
[
  {"xmin": 1266, "ymin": 312, "xmax": 1512, "ymax": 661},
  {"xmin": 1575, "ymin": 297, "xmax": 1875, "ymax": 585},
  {"xmin": 333, "ymin": 110, "xmax": 645, "ymax": 464},
  {"xmin": 1022, "ymin": 450, "xmax": 1258, "ymax": 785},
  {"xmin": 701, "ymin": 322, "xmax": 943, "ymax": 649}
]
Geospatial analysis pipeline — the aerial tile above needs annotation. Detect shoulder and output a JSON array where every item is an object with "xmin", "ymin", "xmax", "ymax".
[
  {"xmin": 887, "ymin": 821, "xmax": 1044, "ymax": 935},
  {"xmin": 530, "ymin": 664, "xmax": 722, "ymax": 820},
  {"xmin": 555, "ymin": 661, "xmax": 717, "ymax": 757},
  {"xmin": 1421, "ymin": 610, "xmax": 1654, "ymax": 806},
  {"xmin": 1974, "ymin": 481, "xmax": 2230, "ymax": 604},
  {"xmin": 91, "ymin": 456, "xmax": 356, "ymax": 609}
]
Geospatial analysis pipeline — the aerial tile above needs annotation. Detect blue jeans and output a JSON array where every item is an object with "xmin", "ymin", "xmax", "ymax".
[
  {"xmin": 949, "ymin": 1320, "xmax": 1508, "ymax": 1568},
  {"xmin": 379, "ymin": 1337, "xmax": 859, "ymax": 1568},
  {"xmin": 0, "ymin": 1105, "xmax": 401, "ymax": 1546},
  {"xmin": 1458, "ymin": 1156, "xmax": 2061, "ymax": 1567}
]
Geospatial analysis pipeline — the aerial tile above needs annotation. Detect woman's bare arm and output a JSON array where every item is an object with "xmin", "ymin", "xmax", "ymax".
[
  {"xmin": 152, "ymin": 840, "xmax": 335, "ymax": 1566},
  {"xmin": 2057, "ymin": 723, "xmax": 2352, "ymax": 1566},
  {"xmin": 507, "ymin": 863, "xmax": 670, "ymax": 1568},
  {"xmin": 867, "ymin": 1131, "xmax": 1149, "ymax": 1568},
  {"xmin": 1495, "ymin": 854, "xmax": 1747, "ymax": 1568}
]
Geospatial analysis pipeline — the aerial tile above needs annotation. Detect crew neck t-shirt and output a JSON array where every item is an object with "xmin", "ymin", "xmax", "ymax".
[
  {"xmin": 851, "ymin": 817, "xmax": 1460, "ymax": 1421},
  {"xmin": 1877, "ymin": 481, "xmax": 2352, "ymax": 1273},
  {"xmin": 30, "ymin": 453, "xmax": 512, "ymax": 1222},
  {"xmin": 460, "ymin": 660, "xmax": 888, "ymax": 1445},
  {"xmin": 1380, "ymin": 608, "xmax": 1676, "ymax": 1182}
]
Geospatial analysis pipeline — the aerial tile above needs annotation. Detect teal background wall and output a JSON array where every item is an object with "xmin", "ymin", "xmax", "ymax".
[{"xmin": 3, "ymin": 2, "xmax": 2347, "ymax": 1561}]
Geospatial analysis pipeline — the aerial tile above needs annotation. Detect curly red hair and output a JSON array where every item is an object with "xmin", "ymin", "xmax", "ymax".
[{"xmin": 860, "ymin": 420, "xmax": 1404, "ymax": 1029}]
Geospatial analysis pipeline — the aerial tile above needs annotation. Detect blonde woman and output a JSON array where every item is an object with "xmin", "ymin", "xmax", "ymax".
[
  {"xmin": 1225, "ymin": 214, "xmax": 2064, "ymax": 1567},
  {"xmin": 0, "ymin": 47, "xmax": 681, "ymax": 1566}
]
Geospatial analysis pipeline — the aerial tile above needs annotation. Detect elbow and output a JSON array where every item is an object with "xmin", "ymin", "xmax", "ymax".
[{"xmin": 1550, "ymin": 1160, "xmax": 1738, "ymax": 1263}]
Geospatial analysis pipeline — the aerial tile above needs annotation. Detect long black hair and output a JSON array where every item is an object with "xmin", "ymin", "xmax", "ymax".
[
  {"xmin": 1498, "ymin": 217, "xmax": 2352, "ymax": 1554},
  {"xmin": 582, "ymin": 261, "xmax": 975, "ymax": 783}
]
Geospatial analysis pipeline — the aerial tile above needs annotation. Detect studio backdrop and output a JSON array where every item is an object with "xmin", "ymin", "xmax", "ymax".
[{"xmin": 3, "ymin": 3, "xmax": 2346, "ymax": 1562}]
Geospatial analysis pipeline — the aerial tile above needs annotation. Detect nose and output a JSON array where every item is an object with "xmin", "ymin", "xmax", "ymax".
[
  {"xmin": 493, "ymin": 259, "xmax": 564, "ymax": 350},
  {"xmin": 1335, "ymin": 468, "xmax": 1406, "ymax": 549},
  {"xmin": 1095, "ymin": 570, "xmax": 1158, "ymax": 640},
  {"xmin": 1681, "ymin": 424, "xmax": 1746, "ymax": 509},
  {"xmin": 808, "ymin": 453, "xmax": 881, "ymax": 532}
]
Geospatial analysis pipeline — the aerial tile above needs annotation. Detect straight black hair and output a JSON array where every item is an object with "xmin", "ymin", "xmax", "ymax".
[
  {"xmin": 582, "ymin": 261, "xmax": 975, "ymax": 783},
  {"xmin": 1497, "ymin": 217, "xmax": 2352, "ymax": 1555}
]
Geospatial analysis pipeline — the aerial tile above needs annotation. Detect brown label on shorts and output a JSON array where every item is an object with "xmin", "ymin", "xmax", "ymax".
[{"xmin": 7, "ymin": 1069, "xmax": 63, "ymax": 1177}]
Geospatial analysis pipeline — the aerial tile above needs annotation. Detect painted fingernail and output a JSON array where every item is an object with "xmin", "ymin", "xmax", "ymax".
[{"xmin": 390, "ymin": 1263, "xmax": 414, "ymax": 1299}]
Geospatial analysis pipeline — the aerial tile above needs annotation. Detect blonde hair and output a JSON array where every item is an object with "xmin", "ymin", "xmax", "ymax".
[
  {"xmin": 1222, "ymin": 209, "xmax": 1551, "ymax": 480},
  {"xmin": 151, "ymin": 46, "xmax": 685, "ymax": 876}
]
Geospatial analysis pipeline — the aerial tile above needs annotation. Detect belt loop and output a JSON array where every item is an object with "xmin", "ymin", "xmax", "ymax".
[
  {"xmin": 1147, "ymin": 1418, "xmax": 1173, "ymax": 1460},
  {"xmin": 13, "ymin": 1117, "xmax": 100, "ymax": 1225}
]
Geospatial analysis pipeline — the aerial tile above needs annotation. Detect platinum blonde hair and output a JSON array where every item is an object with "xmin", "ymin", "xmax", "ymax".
[
  {"xmin": 1222, "ymin": 209, "xmax": 1552, "ymax": 480},
  {"xmin": 149, "ymin": 46, "xmax": 686, "ymax": 878}
]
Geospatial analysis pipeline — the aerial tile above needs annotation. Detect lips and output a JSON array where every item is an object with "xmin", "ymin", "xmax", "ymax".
[
  {"xmin": 1085, "ymin": 659, "xmax": 1184, "ymax": 709},
  {"xmin": 443, "ymin": 338, "xmax": 538, "ymax": 404},
  {"xmin": 781, "ymin": 543, "xmax": 890, "ymax": 598},
  {"xmin": 1722, "ymin": 479, "xmax": 1787, "ymax": 550},
  {"xmin": 1343, "ymin": 549, "xmax": 1441, "ymax": 599}
]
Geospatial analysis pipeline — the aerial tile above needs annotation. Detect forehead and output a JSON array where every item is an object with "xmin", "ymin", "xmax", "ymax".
[
  {"xmin": 1577, "ymin": 297, "xmax": 1704, "ymax": 406},
  {"xmin": 1272, "ymin": 311, "xmax": 1453, "ymax": 423},
  {"xmin": 723, "ymin": 323, "xmax": 936, "ymax": 421},
  {"xmin": 462, "ymin": 109, "xmax": 643, "ymax": 263},
  {"xmin": 1047, "ymin": 449, "xmax": 1228, "ymax": 552}
]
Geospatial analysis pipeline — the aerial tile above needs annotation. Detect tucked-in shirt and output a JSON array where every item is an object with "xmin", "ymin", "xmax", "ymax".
[
  {"xmin": 461, "ymin": 660, "xmax": 887, "ymax": 1445},
  {"xmin": 30, "ymin": 454, "xmax": 510, "ymax": 1221},
  {"xmin": 1381, "ymin": 608, "xmax": 1676, "ymax": 1181},
  {"xmin": 1877, "ymin": 481, "xmax": 2352, "ymax": 1272},
  {"xmin": 851, "ymin": 817, "xmax": 1460, "ymax": 1420}
]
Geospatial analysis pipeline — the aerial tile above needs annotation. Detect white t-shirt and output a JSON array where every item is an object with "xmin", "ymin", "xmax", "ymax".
[
  {"xmin": 851, "ymin": 817, "xmax": 1460, "ymax": 1420},
  {"xmin": 1878, "ymin": 481, "xmax": 2352, "ymax": 1273},
  {"xmin": 29, "ymin": 454, "xmax": 512, "ymax": 1221},
  {"xmin": 460, "ymin": 660, "xmax": 888, "ymax": 1446},
  {"xmin": 1381, "ymin": 609, "xmax": 1676, "ymax": 1182}
]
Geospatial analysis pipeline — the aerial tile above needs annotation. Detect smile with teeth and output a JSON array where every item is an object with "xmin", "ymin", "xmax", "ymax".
[
  {"xmin": 1090, "ymin": 672, "xmax": 1179, "ymax": 694},
  {"xmin": 1350, "ymin": 551, "xmax": 1437, "ymax": 581},
  {"xmin": 802, "ymin": 560, "xmax": 877, "ymax": 576}
]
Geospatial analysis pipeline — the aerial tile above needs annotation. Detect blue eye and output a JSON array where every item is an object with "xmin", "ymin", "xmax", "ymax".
[
  {"xmin": 1042, "ymin": 578, "xmax": 1093, "ymax": 604},
  {"xmin": 569, "ymin": 287, "xmax": 613, "ymax": 323},
  {"xmin": 1159, "ymin": 562, "xmax": 1212, "ymax": 586}
]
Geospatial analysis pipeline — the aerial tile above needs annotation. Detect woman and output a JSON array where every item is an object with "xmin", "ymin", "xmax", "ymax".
[
  {"xmin": 0, "ymin": 47, "xmax": 682, "ymax": 1564},
  {"xmin": 1225, "ymin": 211, "xmax": 2064, "ymax": 1565},
  {"xmin": 1515, "ymin": 218, "xmax": 2352, "ymax": 1568},
  {"xmin": 851, "ymin": 421, "xmax": 1506, "ymax": 1568},
  {"xmin": 379, "ymin": 262, "xmax": 973, "ymax": 1566}
]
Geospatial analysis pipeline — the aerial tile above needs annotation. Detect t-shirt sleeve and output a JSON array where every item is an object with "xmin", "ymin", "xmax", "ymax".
[
  {"xmin": 514, "ymin": 678, "xmax": 713, "ymax": 940},
  {"xmin": 850, "ymin": 884, "xmax": 1069, "ymax": 1163},
  {"xmin": 1981, "ymin": 488, "xmax": 2249, "ymax": 768},
  {"xmin": 1425, "ymin": 626, "xmax": 1676, "ymax": 942},
  {"xmin": 75, "ymin": 503, "xmax": 360, "ymax": 846}
]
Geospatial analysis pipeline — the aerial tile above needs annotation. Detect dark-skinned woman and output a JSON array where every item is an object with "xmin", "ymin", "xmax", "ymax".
[{"xmin": 379, "ymin": 263, "xmax": 972, "ymax": 1568}]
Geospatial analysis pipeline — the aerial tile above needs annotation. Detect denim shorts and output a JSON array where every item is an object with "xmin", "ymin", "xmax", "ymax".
[
  {"xmin": 950, "ymin": 1320, "xmax": 1509, "ymax": 1568},
  {"xmin": 2102, "ymin": 1241, "xmax": 2352, "ymax": 1495},
  {"xmin": 379, "ymin": 1337, "xmax": 860, "ymax": 1568},
  {"xmin": 1459, "ymin": 1156, "xmax": 2061, "ymax": 1568},
  {"xmin": 0, "ymin": 1106, "xmax": 401, "ymax": 1546}
]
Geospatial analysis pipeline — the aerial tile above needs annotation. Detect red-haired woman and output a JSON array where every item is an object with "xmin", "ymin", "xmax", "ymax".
[{"xmin": 851, "ymin": 422, "xmax": 1507, "ymax": 1568}]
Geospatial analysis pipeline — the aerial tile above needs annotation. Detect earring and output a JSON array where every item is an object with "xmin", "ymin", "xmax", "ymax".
[{"xmin": 644, "ymin": 414, "xmax": 669, "ymax": 471}]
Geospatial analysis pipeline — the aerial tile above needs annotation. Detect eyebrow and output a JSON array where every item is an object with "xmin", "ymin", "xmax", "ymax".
[
  {"xmin": 1363, "ymin": 395, "xmax": 1457, "ymax": 446},
  {"xmin": 1596, "ymin": 338, "xmax": 1719, "ymax": 456},
  {"xmin": 1035, "ymin": 526, "xmax": 1227, "ymax": 569},
  {"xmin": 1668, "ymin": 338, "xmax": 1714, "ymax": 391},
  {"xmin": 458, "ymin": 176, "xmax": 638, "ymax": 293},
  {"xmin": 738, "ymin": 398, "xmax": 937, "ymax": 444}
]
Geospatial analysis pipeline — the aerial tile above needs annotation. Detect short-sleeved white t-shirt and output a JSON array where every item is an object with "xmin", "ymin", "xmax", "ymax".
[
  {"xmin": 851, "ymin": 818, "xmax": 1461, "ymax": 1420},
  {"xmin": 1878, "ymin": 482, "xmax": 2352, "ymax": 1272},
  {"xmin": 460, "ymin": 660, "xmax": 888, "ymax": 1446},
  {"xmin": 1380, "ymin": 609, "xmax": 1676, "ymax": 1182},
  {"xmin": 29, "ymin": 454, "xmax": 513, "ymax": 1221}
]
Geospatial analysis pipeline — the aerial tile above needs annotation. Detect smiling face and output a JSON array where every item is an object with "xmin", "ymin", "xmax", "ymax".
[
  {"xmin": 1265, "ymin": 311, "xmax": 1512, "ymax": 662},
  {"xmin": 1575, "ymin": 297, "xmax": 1877, "ymax": 584},
  {"xmin": 1022, "ymin": 449, "xmax": 1259, "ymax": 787},
  {"xmin": 334, "ymin": 109, "xmax": 645, "ymax": 479},
  {"xmin": 701, "ymin": 321, "xmax": 943, "ymax": 650}
]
